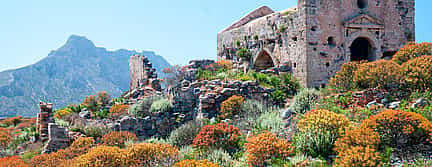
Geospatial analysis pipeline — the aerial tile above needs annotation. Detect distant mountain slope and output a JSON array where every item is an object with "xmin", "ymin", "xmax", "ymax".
[{"xmin": 0, "ymin": 35, "xmax": 171, "ymax": 117}]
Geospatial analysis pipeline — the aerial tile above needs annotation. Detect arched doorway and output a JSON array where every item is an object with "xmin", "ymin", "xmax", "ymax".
[
  {"xmin": 350, "ymin": 37, "xmax": 375, "ymax": 61},
  {"xmin": 254, "ymin": 50, "xmax": 275, "ymax": 71}
]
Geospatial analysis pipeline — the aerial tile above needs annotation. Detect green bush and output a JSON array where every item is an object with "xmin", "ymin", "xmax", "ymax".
[
  {"xmin": 254, "ymin": 108, "xmax": 284, "ymax": 135},
  {"xmin": 233, "ymin": 100, "xmax": 268, "ymax": 131},
  {"xmin": 293, "ymin": 130, "xmax": 337, "ymax": 158},
  {"xmin": 205, "ymin": 149, "xmax": 234, "ymax": 167},
  {"xmin": 144, "ymin": 137, "xmax": 170, "ymax": 144},
  {"xmin": 236, "ymin": 48, "xmax": 250, "ymax": 59},
  {"xmin": 169, "ymin": 119, "xmax": 204, "ymax": 147},
  {"xmin": 150, "ymin": 98, "xmax": 172, "ymax": 113},
  {"xmin": 128, "ymin": 96, "xmax": 163, "ymax": 118},
  {"xmin": 82, "ymin": 125, "xmax": 112, "ymax": 139},
  {"xmin": 289, "ymin": 88, "xmax": 321, "ymax": 114},
  {"xmin": 279, "ymin": 73, "xmax": 301, "ymax": 96}
]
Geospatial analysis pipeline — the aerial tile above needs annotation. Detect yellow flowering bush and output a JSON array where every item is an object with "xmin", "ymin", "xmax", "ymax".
[
  {"xmin": 70, "ymin": 146, "xmax": 127, "ymax": 167},
  {"xmin": 297, "ymin": 109, "xmax": 351, "ymax": 135},
  {"xmin": 172, "ymin": 159, "xmax": 220, "ymax": 167},
  {"xmin": 101, "ymin": 131, "xmax": 138, "ymax": 148},
  {"xmin": 353, "ymin": 60, "xmax": 402, "ymax": 90},
  {"xmin": 244, "ymin": 131, "xmax": 294, "ymax": 166},
  {"xmin": 126, "ymin": 142, "xmax": 179, "ymax": 166},
  {"xmin": 54, "ymin": 109, "xmax": 72, "ymax": 119}
]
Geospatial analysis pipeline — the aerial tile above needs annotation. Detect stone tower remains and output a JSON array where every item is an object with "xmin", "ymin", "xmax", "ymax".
[
  {"xmin": 129, "ymin": 55, "xmax": 159, "ymax": 90},
  {"xmin": 217, "ymin": 0, "xmax": 415, "ymax": 88}
]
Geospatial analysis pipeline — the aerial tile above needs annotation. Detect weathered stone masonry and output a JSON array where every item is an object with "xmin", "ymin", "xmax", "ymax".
[{"xmin": 217, "ymin": 0, "xmax": 415, "ymax": 88}]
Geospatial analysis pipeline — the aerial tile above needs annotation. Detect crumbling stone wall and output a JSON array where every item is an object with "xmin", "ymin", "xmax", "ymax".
[
  {"xmin": 42, "ymin": 123, "xmax": 69, "ymax": 153},
  {"xmin": 36, "ymin": 102, "xmax": 54, "ymax": 142},
  {"xmin": 217, "ymin": 0, "xmax": 415, "ymax": 88},
  {"xmin": 126, "ymin": 55, "xmax": 162, "ymax": 102},
  {"xmin": 129, "ymin": 55, "xmax": 159, "ymax": 90}
]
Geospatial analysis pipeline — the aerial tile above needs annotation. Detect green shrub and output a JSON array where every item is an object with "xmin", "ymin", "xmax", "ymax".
[
  {"xmin": 233, "ymin": 100, "xmax": 268, "ymax": 131},
  {"xmin": 205, "ymin": 149, "xmax": 234, "ymax": 167},
  {"xmin": 82, "ymin": 125, "xmax": 112, "ymax": 139},
  {"xmin": 169, "ymin": 119, "xmax": 204, "ymax": 147},
  {"xmin": 271, "ymin": 90, "xmax": 287, "ymax": 105},
  {"xmin": 293, "ymin": 130, "xmax": 337, "ymax": 158},
  {"xmin": 279, "ymin": 73, "xmax": 301, "ymax": 96},
  {"xmin": 289, "ymin": 88, "xmax": 321, "ymax": 114},
  {"xmin": 236, "ymin": 48, "xmax": 250, "ymax": 59},
  {"xmin": 128, "ymin": 96, "xmax": 163, "ymax": 118},
  {"xmin": 253, "ymin": 108, "xmax": 284, "ymax": 135},
  {"xmin": 150, "ymin": 98, "xmax": 172, "ymax": 113}
]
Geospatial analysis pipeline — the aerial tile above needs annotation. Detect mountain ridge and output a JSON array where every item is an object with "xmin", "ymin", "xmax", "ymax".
[{"xmin": 0, "ymin": 35, "xmax": 171, "ymax": 117}]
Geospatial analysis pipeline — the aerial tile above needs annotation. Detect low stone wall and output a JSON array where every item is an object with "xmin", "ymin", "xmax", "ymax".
[{"xmin": 42, "ymin": 123, "xmax": 69, "ymax": 153}]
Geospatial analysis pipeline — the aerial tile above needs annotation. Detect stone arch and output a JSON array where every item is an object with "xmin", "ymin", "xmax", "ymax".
[
  {"xmin": 253, "ymin": 50, "xmax": 275, "ymax": 71},
  {"xmin": 347, "ymin": 32, "xmax": 379, "ymax": 61}
]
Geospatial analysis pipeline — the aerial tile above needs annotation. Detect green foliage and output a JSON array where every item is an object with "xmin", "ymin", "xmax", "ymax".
[
  {"xmin": 129, "ymin": 95, "xmax": 163, "ymax": 118},
  {"xmin": 293, "ymin": 130, "xmax": 337, "ymax": 158},
  {"xmin": 236, "ymin": 48, "xmax": 250, "ymax": 59},
  {"xmin": 150, "ymin": 98, "xmax": 172, "ymax": 113},
  {"xmin": 279, "ymin": 73, "xmax": 301, "ymax": 96},
  {"xmin": 205, "ymin": 149, "xmax": 234, "ymax": 167},
  {"xmin": 289, "ymin": 88, "xmax": 321, "ymax": 114},
  {"xmin": 169, "ymin": 119, "xmax": 204, "ymax": 147},
  {"xmin": 94, "ymin": 109, "xmax": 109, "ymax": 119},
  {"xmin": 82, "ymin": 125, "xmax": 112, "ymax": 139},
  {"xmin": 233, "ymin": 100, "xmax": 268, "ymax": 131},
  {"xmin": 54, "ymin": 118, "xmax": 70, "ymax": 127},
  {"xmin": 235, "ymin": 40, "xmax": 241, "ymax": 47},
  {"xmin": 380, "ymin": 147, "xmax": 393, "ymax": 166},
  {"xmin": 271, "ymin": 90, "xmax": 287, "ymax": 105},
  {"xmin": 253, "ymin": 108, "xmax": 284, "ymax": 135},
  {"xmin": 278, "ymin": 24, "xmax": 288, "ymax": 33}
]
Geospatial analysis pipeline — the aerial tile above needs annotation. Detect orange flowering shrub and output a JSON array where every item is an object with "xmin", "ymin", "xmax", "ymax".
[
  {"xmin": 401, "ymin": 56, "xmax": 432, "ymax": 91},
  {"xmin": 30, "ymin": 150, "xmax": 66, "ymax": 167},
  {"xmin": 216, "ymin": 60, "xmax": 233, "ymax": 70},
  {"xmin": 334, "ymin": 127, "xmax": 380, "ymax": 153},
  {"xmin": 334, "ymin": 146, "xmax": 382, "ymax": 167},
  {"xmin": 353, "ymin": 60, "xmax": 402, "ymax": 90},
  {"xmin": 0, "ymin": 131, "xmax": 12, "ymax": 148},
  {"xmin": 97, "ymin": 91, "xmax": 111, "ymax": 107},
  {"xmin": 126, "ymin": 143, "xmax": 179, "ymax": 166},
  {"xmin": 65, "ymin": 137, "xmax": 95, "ymax": 159},
  {"xmin": 244, "ymin": 132, "xmax": 294, "ymax": 166},
  {"xmin": 101, "ymin": 131, "xmax": 138, "ymax": 148},
  {"xmin": 172, "ymin": 159, "xmax": 220, "ymax": 167},
  {"xmin": 361, "ymin": 109, "xmax": 432, "ymax": 148},
  {"xmin": 109, "ymin": 104, "xmax": 129, "ymax": 118},
  {"xmin": 297, "ymin": 109, "xmax": 351, "ymax": 135},
  {"xmin": 219, "ymin": 95, "xmax": 245, "ymax": 119},
  {"xmin": 0, "ymin": 116, "xmax": 22, "ymax": 127},
  {"xmin": 71, "ymin": 146, "xmax": 127, "ymax": 167},
  {"xmin": 0, "ymin": 156, "xmax": 28, "ymax": 167},
  {"xmin": 82, "ymin": 95, "xmax": 99, "ymax": 112},
  {"xmin": 392, "ymin": 42, "xmax": 432, "ymax": 64},
  {"xmin": 54, "ymin": 109, "xmax": 72, "ymax": 119},
  {"xmin": 192, "ymin": 122, "xmax": 241, "ymax": 151},
  {"xmin": 328, "ymin": 61, "xmax": 365, "ymax": 92}
]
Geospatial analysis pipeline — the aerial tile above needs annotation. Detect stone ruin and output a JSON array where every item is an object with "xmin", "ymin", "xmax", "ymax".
[
  {"xmin": 125, "ymin": 55, "xmax": 162, "ymax": 102},
  {"xmin": 36, "ymin": 102, "xmax": 69, "ymax": 153},
  {"xmin": 217, "ymin": 0, "xmax": 415, "ymax": 88}
]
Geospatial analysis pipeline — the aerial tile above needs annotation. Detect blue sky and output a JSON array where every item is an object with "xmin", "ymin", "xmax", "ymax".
[{"xmin": 0, "ymin": 0, "xmax": 430, "ymax": 71}]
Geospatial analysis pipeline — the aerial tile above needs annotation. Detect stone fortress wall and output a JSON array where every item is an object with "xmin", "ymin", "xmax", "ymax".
[{"xmin": 217, "ymin": 0, "xmax": 415, "ymax": 88}]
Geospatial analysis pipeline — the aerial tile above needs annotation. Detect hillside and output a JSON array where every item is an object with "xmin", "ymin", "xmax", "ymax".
[{"xmin": 0, "ymin": 35, "xmax": 171, "ymax": 117}]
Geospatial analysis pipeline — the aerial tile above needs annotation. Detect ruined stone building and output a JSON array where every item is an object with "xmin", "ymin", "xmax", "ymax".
[{"xmin": 217, "ymin": 0, "xmax": 415, "ymax": 88}]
